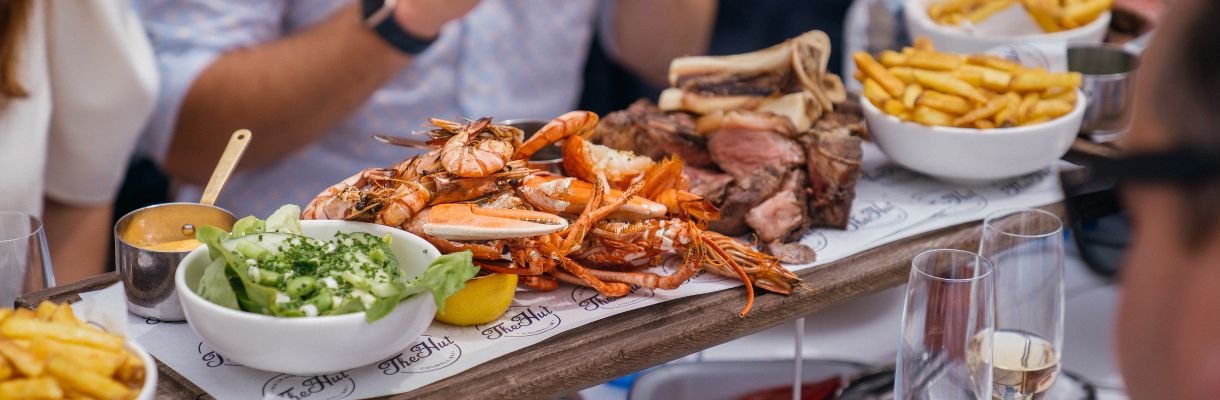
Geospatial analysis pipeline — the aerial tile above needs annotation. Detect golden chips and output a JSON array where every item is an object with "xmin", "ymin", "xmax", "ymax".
[
  {"xmin": 0, "ymin": 302, "xmax": 144, "ymax": 400},
  {"xmin": 928, "ymin": 0, "xmax": 1112, "ymax": 32},
  {"xmin": 853, "ymin": 39, "xmax": 1081, "ymax": 129}
]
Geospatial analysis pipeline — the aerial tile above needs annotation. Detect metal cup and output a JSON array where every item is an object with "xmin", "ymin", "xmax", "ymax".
[
  {"xmin": 502, "ymin": 118, "xmax": 565, "ymax": 175},
  {"xmin": 114, "ymin": 203, "xmax": 235, "ymax": 321},
  {"xmin": 1068, "ymin": 44, "xmax": 1140, "ymax": 142}
]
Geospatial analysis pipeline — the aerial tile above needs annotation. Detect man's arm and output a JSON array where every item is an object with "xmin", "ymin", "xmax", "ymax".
[
  {"xmin": 610, "ymin": 0, "xmax": 718, "ymax": 87},
  {"xmin": 164, "ymin": 1, "xmax": 477, "ymax": 185}
]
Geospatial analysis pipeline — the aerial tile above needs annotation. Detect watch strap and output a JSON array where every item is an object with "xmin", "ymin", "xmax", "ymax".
[{"xmin": 361, "ymin": 0, "xmax": 436, "ymax": 55}]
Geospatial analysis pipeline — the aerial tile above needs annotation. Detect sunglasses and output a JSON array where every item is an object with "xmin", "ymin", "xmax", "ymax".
[{"xmin": 1059, "ymin": 149, "xmax": 1220, "ymax": 278}]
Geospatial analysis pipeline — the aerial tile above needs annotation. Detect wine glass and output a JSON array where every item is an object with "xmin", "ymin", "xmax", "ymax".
[
  {"xmin": 896, "ymin": 249, "xmax": 995, "ymax": 400},
  {"xmin": 980, "ymin": 209, "xmax": 1065, "ymax": 400},
  {"xmin": 0, "ymin": 211, "xmax": 55, "ymax": 306}
]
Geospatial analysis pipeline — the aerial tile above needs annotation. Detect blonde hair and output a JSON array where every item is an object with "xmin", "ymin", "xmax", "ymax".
[{"xmin": 1, "ymin": 0, "xmax": 32, "ymax": 99}]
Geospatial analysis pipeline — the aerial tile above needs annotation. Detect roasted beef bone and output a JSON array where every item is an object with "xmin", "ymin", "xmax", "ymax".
[
  {"xmin": 590, "ymin": 100, "xmax": 716, "ymax": 168},
  {"xmin": 803, "ymin": 132, "xmax": 863, "ymax": 229}
]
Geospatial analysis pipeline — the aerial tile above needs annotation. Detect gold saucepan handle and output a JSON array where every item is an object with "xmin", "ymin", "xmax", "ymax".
[{"xmin": 199, "ymin": 129, "xmax": 252, "ymax": 206}]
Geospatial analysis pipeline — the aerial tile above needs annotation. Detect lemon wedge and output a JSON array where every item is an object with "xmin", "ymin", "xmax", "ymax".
[{"xmin": 434, "ymin": 273, "xmax": 517, "ymax": 326}]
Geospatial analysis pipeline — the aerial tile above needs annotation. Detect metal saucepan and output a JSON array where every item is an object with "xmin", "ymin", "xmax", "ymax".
[{"xmin": 114, "ymin": 130, "xmax": 250, "ymax": 320}]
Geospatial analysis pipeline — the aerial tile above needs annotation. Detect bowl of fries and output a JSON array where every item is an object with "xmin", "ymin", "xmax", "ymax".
[
  {"xmin": 854, "ymin": 43, "xmax": 1084, "ymax": 182},
  {"xmin": 0, "ymin": 302, "xmax": 156, "ymax": 400},
  {"xmin": 906, "ymin": 0, "xmax": 1111, "ymax": 54}
]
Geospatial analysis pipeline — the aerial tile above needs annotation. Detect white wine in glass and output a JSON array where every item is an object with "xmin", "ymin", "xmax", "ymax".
[{"xmin": 980, "ymin": 209, "xmax": 1065, "ymax": 400}]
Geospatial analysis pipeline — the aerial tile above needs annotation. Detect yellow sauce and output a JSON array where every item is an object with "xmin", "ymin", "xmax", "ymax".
[{"xmin": 141, "ymin": 239, "xmax": 203, "ymax": 252}]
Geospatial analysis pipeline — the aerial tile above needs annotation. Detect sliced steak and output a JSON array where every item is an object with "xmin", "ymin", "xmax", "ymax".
[
  {"xmin": 684, "ymin": 166, "xmax": 734, "ymax": 205},
  {"xmin": 708, "ymin": 167, "xmax": 784, "ymax": 235},
  {"xmin": 803, "ymin": 132, "xmax": 863, "ymax": 229},
  {"xmin": 591, "ymin": 100, "xmax": 716, "ymax": 168},
  {"xmin": 707, "ymin": 114, "xmax": 804, "ymax": 181},
  {"xmin": 746, "ymin": 168, "xmax": 811, "ymax": 243}
]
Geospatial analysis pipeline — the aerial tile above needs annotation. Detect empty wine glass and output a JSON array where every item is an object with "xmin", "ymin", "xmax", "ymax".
[
  {"xmin": 896, "ymin": 249, "xmax": 995, "ymax": 400},
  {"xmin": 980, "ymin": 209, "xmax": 1065, "ymax": 400},
  {"xmin": 0, "ymin": 211, "xmax": 55, "ymax": 306}
]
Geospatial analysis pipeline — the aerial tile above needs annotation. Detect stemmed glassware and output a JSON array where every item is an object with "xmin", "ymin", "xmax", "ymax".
[
  {"xmin": 0, "ymin": 211, "xmax": 55, "ymax": 306},
  {"xmin": 895, "ymin": 249, "xmax": 995, "ymax": 399},
  {"xmin": 980, "ymin": 209, "xmax": 1066, "ymax": 400}
]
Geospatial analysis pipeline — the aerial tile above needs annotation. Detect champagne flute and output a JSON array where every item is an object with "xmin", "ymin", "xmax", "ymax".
[
  {"xmin": 896, "ymin": 249, "xmax": 995, "ymax": 400},
  {"xmin": 980, "ymin": 209, "xmax": 1065, "ymax": 400},
  {"xmin": 0, "ymin": 211, "xmax": 55, "ymax": 306}
]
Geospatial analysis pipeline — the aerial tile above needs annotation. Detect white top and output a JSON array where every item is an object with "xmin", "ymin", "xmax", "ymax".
[
  {"xmin": 0, "ymin": 0, "xmax": 158, "ymax": 216},
  {"xmin": 135, "ymin": 0, "xmax": 600, "ymax": 218}
]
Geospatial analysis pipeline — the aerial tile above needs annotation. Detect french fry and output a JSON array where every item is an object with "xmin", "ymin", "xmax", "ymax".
[
  {"xmin": 913, "ymin": 36, "xmax": 935, "ymax": 52},
  {"xmin": 853, "ymin": 70, "xmax": 866, "ymax": 83},
  {"xmin": 0, "ymin": 355, "xmax": 12, "ymax": 380},
  {"xmin": 1018, "ymin": 92, "xmax": 1040, "ymax": 122},
  {"xmin": 913, "ymin": 106, "xmax": 956, "ymax": 126},
  {"xmin": 953, "ymin": 95, "xmax": 1012, "ymax": 126},
  {"xmin": 1062, "ymin": 0, "xmax": 1111, "ymax": 27},
  {"xmin": 907, "ymin": 51, "xmax": 963, "ymax": 71},
  {"xmin": 46, "ymin": 356, "xmax": 129, "ymax": 400},
  {"xmin": 902, "ymin": 84, "xmax": 923, "ymax": 109},
  {"xmin": 879, "ymin": 50, "xmax": 907, "ymax": 67},
  {"xmin": 961, "ymin": 64, "xmax": 1013, "ymax": 92},
  {"xmin": 953, "ymin": 68, "xmax": 983, "ymax": 87},
  {"xmin": 854, "ymin": 52, "xmax": 905, "ymax": 97},
  {"xmin": 0, "ymin": 377, "xmax": 63, "ymax": 400},
  {"xmin": 882, "ymin": 99, "xmax": 908, "ymax": 117},
  {"xmin": 0, "ymin": 318, "xmax": 123, "ymax": 351},
  {"xmin": 967, "ymin": 54, "xmax": 1022, "ymax": 72},
  {"xmin": 974, "ymin": 119, "xmax": 997, "ymax": 129},
  {"xmin": 1020, "ymin": 0, "xmax": 1066, "ymax": 32},
  {"xmin": 862, "ymin": 79, "xmax": 892, "ymax": 107},
  {"xmin": 114, "ymin": 353, "xmax": 146, "ymax": 385},
  {"xmin": 995, "ymin": 92, "xmax": 1023, "ymax": 126},
  {"xmin": 929, "ymin": 0, "xmax": 975, "ymax": 18},
  {"xmin": 34, "ymin": 302, "xmax": 57, "ymax": 321},
  {"xmin": 12, "ymin": 309, "xmax": 35, "ymax": 320},
  {"xmin": 913, "ymin": 70, "xmax": 987, "ymax": 103},
  {"xmin": 1031, "ymin": 99, "xmax": 1074, "ymax": 119},
  {"xmin": 0, "ymin": 309, "xmax": 11, "ymax": 325},
  {"xmin": 1020, "ymin": 115, "xmax": 1052, "ymax": 126},
  {"xmin": 1011, "ymin": 71, "xmax": 1082, "ymax": 91},
  {"xmin": 1046, "ymin": 88, "xmax": 1077, "ymax": 104},
  {"xmin": 0, "ymin": 340, "xmax": 43, "ymax": 377},
  {"xmin": 29, "ymin": 338, "xmax": 125, "ymax": 377},
  {"xmin": 889, "ymin": 67, "xmax": 916, "ymax": 84},
  {"xmin": 49, "ymin": 305, "xmax": 78, "ymax": 325},
  {"xmin": 966, "ymin": 0, "xmax": 1014, "ymax": 23},
  {"xmin": 917, "ymin": 91, "xmax": 971, "ymax": 114}
]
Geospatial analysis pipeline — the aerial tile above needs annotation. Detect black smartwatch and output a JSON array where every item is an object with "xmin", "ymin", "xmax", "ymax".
[{"xmin": 361, "ymin": 0, "xmax": 436, "ymax": 55}]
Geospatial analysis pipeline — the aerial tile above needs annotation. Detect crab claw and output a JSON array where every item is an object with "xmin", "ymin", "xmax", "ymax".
[{"xmin": 422, "ymin": 203, "xmax": 568, "ymax": 241}]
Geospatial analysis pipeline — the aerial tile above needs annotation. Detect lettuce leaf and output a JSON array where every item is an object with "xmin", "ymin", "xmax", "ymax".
[
  {"xmin": 401, "ymin": 251, "xmax": 479, "ymax": 314},
  {"xmin": 230, "ymin": 216, "xmax": 265, "ymax": 237},
  {"xmin": 265, "ymin": 204, "xmax": 302, "ymax": 235},
  {"xmin": 197, "ymin": 257, "xmax": 239, "ymax": 310}
]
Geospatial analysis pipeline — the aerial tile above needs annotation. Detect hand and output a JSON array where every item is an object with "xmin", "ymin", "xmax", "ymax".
[{"xmin": 394, "ymin": 0, "xmax": 481, "ymax": 39}]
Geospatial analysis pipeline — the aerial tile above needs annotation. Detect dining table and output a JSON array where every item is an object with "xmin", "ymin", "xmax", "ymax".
[{"xmin": 14, "ymin": 139, "xmax": 1121, "ymax": 400}]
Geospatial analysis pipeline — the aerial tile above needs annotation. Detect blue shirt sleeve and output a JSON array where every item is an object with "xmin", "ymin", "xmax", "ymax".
[{"xmin": 133, "ymin": 0, "xmax": 288, "ymax": 163}]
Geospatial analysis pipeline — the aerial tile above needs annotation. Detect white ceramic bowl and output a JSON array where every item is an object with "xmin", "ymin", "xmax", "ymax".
[
  {"xmin": 904, "ymin": 0, "xmax": 1110, "ymax": 54},
  {"xmin": 127, "ymin": 340, "xmax": 158, "ymax": 400},
  {"xmin": 175, "ymin": 220, "xmax": 440, "ymax": 374},
  {"xmin": 863, "ymin": 91, "xmax": 1084, "ymax": 183}
]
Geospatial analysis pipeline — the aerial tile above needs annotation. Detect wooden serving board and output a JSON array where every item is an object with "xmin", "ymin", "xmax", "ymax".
[{"xmin": 17, "ymin": 204, "xmax": 1066, "ymax": 399}]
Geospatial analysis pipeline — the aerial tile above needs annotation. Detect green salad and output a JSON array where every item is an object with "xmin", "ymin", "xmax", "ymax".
[{"xmin": 194, "ymin": 205, "xmax": 478, "ymax": 322}]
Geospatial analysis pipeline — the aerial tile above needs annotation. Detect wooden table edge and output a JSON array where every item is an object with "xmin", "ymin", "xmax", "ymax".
[{"xmin": 16, "ymin": 204, "xmax": 1067, "ymax": 400}]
